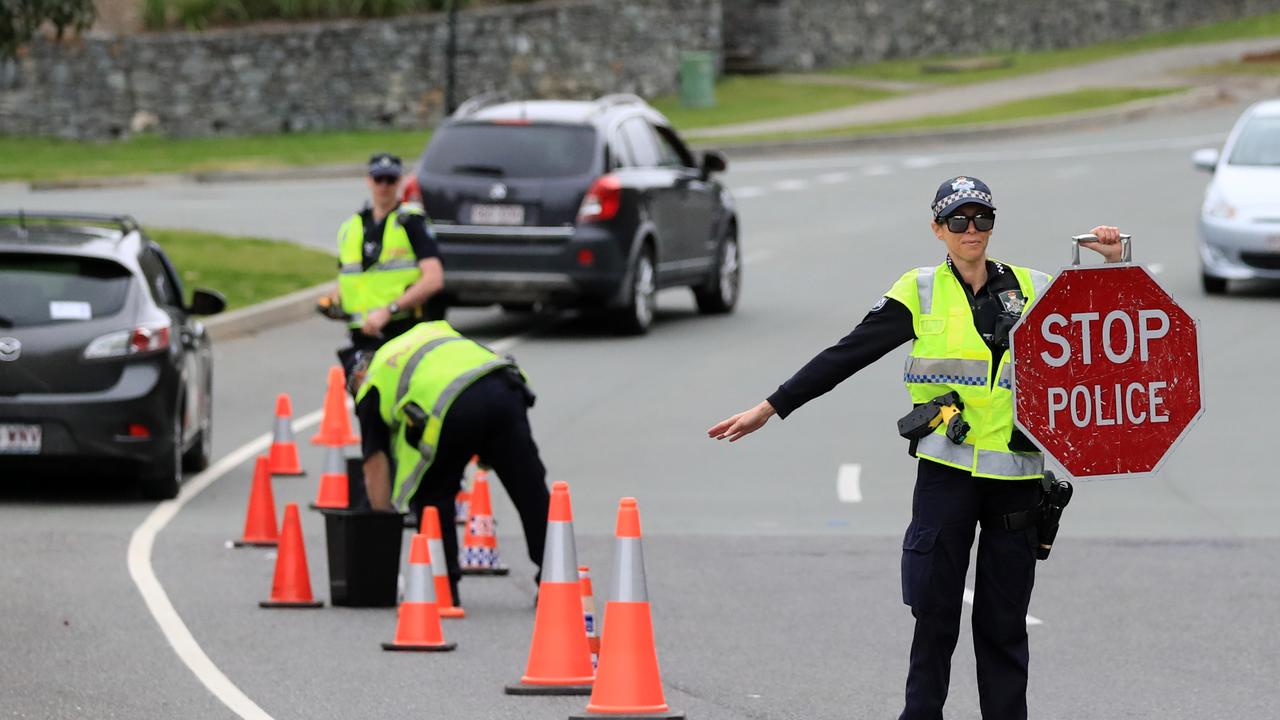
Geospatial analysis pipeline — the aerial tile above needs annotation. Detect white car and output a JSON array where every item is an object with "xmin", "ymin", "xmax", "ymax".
[{"xmin": 1192, "ymin": 99, "xmax": 1280, "ymax": 294}]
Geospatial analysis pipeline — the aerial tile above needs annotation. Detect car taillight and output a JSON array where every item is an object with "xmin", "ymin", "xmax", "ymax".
[
  {"xmin": 84, "ymin": 323, "xmax": 171, "ymax": 360},
  {"xmin": 401, "ymin": 175, "xmax": 421, "ymax": 204},
  {"xmin": 577, "ymin": 175, "xmax": 622, "ymax": 223}
]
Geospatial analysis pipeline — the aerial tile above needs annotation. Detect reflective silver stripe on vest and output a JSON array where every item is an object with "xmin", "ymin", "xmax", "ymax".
[
  {"xmin": 395, "ymin": 336, "xmax": 471, "ymax": 405},
  {"xmin": 915, "ymin": 433, "xmax": 974, "ymax": 467},
  {"xmin": 542, "ymin": 521, "xmax": 580, "ymax": 584},
  {"xmin": 430, "ymin": 360, "xmax": 514, "ymax": 417},
  {"xmin": 903, "ymin": 357, "xmax": 990, "ymax": 387},
  {"xmin": 427, "ymin": 538, "xmax": 449, "ymax": 578},
  {"xmin": 373, "ymin": 259, "xmax": 419, "ymax": 272},
  {"xmin": 339, "ymin": 263, "xmax": 363, "ymax": 274},
  {"xmin": 976, "ymin": 449, "xmax": 1043, "ymax": 477},
  {"xmin": 1029, "ymin": 270, "xmax": 1051, "ymax": 298},
  {"xmin": 394, "ymin": 452, "xmax": 431, "ymax": 512},
  {"xmin": 916, "ymin": 265, "xmax": 938, "ymax": 315},
  {"xmin": 609, "ymin": 537, "xmax": 648, "ymax": 603},
  {"xmin": 997, "ymin": 363, "xmax": 1012, "ymax": 390},
  {"xmin": 404, "ymin": 556, "xmax": 436, "ymax": 603}
]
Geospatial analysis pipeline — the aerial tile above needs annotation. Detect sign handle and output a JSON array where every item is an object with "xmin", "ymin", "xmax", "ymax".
[{"xmin": 1071, "ymin": 233, "xmax": 1132, "ymax": 265}]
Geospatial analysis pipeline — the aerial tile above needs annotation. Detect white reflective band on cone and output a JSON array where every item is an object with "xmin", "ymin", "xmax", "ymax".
[
  {"xmin": 541, "ymin": 521, "xmax": 579, "ymax": 584},
  {"xmin": 976, "ymin": 449, "xmax": 1043, "ymax": 477},
  {"xmin": 273, "ymin": 416, "xmax": 293, "ymax": 443},
  {"xmin": 404, "ymin": 559, "xmax": 436, "ymax": 603},
  {"xmin": 322, "ymin": 444, "xmax": 345, "ymax": 474},
  {"xmin": 609, "ymin": 537, "xmax": 648, "ymax": 603},
  {"xmin": 427, "ymin": 539, "xmax": 449, "ymax": 578}
]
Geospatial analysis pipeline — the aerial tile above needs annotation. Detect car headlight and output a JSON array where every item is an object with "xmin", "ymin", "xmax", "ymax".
[{"xmin": 1207, "ymin": 198, "xmax": 1237, "ymax": 220}]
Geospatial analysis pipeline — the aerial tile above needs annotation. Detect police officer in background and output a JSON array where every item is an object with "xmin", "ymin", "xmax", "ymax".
[
  {"xmin": 351, "ymin": 320, "xmax": 550, "ymax": 601},
  {"xmin": 332, "ymin": 153, "xmax": 446, "ymax": 378},
  {"xmin": 708, "ymin": 176, "xmax": 1123, "ymax": 720}
]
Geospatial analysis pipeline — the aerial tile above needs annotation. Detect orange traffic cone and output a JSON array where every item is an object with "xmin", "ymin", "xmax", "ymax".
[
  {"xmin": 259, "ymin": 503, "xmax": 324, "ymax": 608},
  {"xmin": 419, "ymin": 506, "xmax": 464, "ymax": 618},
  {"xmin": 267, "ymin": 394, "xmax": 305, "ymax": 476},
  {"xmin": 579, "ymin": 566, "xmax": 600, "ymax": 667},
  {"xmin": 506, "ymin": 481, "xmax": 594, "ymax": 695},
  {"xmin": 311, "ymin": 366, "xmax": 360, "ymax": 446},
  {"xmin": 309, "ymin": 444, "xmax": 349, "ymax": 510},
  {"xmin": 570, "ymin": 498, "xmax": 683, "ymax": 720},
  {"xmin": 461, "ymin": 474, "xmax": 508, "ymax": 575},
  {"xmin": 382, "ymin": 534, "xmax": 456, "ymax": 652},
  {"xmin": 233, "ymin": 456, "xmax": 278, "ymax": 547}
]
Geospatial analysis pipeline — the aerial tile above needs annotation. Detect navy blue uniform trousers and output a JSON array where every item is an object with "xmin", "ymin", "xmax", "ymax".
[{"xmin": 899, "ymin": 460, "xmax": 1041, "ymax": 720}]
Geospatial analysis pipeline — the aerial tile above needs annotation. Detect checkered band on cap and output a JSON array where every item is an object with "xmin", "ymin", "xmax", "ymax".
[{"xmin": 932, "ymin": 189, "xmax": 995, "ymax": 216}]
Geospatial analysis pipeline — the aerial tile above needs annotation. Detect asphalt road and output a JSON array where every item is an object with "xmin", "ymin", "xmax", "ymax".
[{"xmin": 3, "ymin": 100, "xmax": 1278, "ymax": 719}]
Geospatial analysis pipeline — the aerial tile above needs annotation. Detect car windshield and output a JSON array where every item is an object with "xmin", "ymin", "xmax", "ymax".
[
  {"xmin": 421, "ymin": 123, "xmax": 597, "ymax": 179},
  {"xmin": 1228, "ymin": 114, "xmax": 1280, "ymax": 166},
  {"xmin": 0, "ymin": 253, "xmax": 131, "ymax": 328}
]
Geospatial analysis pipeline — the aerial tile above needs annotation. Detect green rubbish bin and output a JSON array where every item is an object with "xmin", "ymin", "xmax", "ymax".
[{"xmin": 679, "ymin": 50, "xmax": 717, "ymax": 109}]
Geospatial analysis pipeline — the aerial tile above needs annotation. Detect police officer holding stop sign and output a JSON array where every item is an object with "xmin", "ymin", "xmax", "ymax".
[{"xmin": 709, "ymin": 176, "xmax": 1123, "ymax": 719}]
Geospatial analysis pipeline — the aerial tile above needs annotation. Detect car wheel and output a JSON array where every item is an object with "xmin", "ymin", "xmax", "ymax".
[
  {"xmin": 694, "ymin": 229, "xmax": 740, "ymax": 314},
  {"xmin": 1201, "ymin": 271, "xmax": 1228, "ymax": 295},
  {"xmin": 141, "ymin": 407, "xmax": 183, "ymax": 500},
  {"xmin": 611, "ymin": 246, "xmax": 656, "ymax": 335},
  {"xmin": 182, "ymin": 392, "xmax": 212, "ymax": 473}
]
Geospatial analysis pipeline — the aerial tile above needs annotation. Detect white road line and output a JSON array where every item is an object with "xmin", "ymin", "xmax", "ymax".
[
  {"xmin": 127, "ymin": 327, "xmax": 536, "ymax": 719},
  {"xmin": 816, "ymin": 171, "xmax": 850, "ymax": 184},
  {"xmin": 902, "ymin": 156, "xmax": 939, "ymax": 169},
  {"xmin": 743, "ymin": 249, "xmax": 774, "ymax": 266},
  {"xmin": 862, "ymin": 164, "xmax": 894, "ymax": 176},
  {"xmin": 836, "ymin": 463, "xmax": 863, "ymax": 503},
  {"xmin": 962, "ymin": 588, "xmax": 1044, "ymax": 626},
  {"xmin": 732, "ymin": 186, "xmax": 765, "ymax": 199},
  {"xmin": 773, "ymin": 179, "xmax": 809, "ymax": 192}
]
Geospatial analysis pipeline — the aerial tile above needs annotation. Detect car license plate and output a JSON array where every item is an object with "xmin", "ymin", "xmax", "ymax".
[
  {"xmin": 0, "ymin": 424, "xmax": 41, "ymax": 454},
  {"xmin": 470, "ymin": 204, "xmax": 524, "ymax": 226}
]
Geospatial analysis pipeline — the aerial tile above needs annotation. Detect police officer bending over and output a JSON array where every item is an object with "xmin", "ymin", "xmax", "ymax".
[
  {"xmin": 351, "ymin": 320, "xmax": 551, "ymax": 602},
  {"xmin": 709, "ymin": 176, "xmax": 1123, "ymax": 720},
  {"xmin": 332, "ymin": 153, "xmax": 446, "ymax": 372}
]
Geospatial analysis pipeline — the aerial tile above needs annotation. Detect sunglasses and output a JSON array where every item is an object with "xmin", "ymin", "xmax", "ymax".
[
  {"xmin": 371, "ymin": 175, "xmax": 400, "ymax": 186},
  {"xmin": 938, "ymin": 213, "xmax": 995, "ymax": 233}
]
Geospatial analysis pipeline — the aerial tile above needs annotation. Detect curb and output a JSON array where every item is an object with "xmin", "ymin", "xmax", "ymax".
[
  {"xmin": 203, "ymin": 280, "xmax": 336, "ymax": 342},
  {"xmin": 693, "ymin": 86, "xmax": 1228, "ymax": 159}
]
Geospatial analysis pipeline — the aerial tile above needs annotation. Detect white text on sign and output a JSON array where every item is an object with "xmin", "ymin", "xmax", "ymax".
[{"xmin": 1038, "ymin": 309, "xmax": 1171, "ymax": 430}]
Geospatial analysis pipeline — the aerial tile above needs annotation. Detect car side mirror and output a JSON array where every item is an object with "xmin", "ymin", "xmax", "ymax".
[
  {"xmin": 700, "ymin": 150, "xmax": 727, "ymax": 180},
  {"xmin": 1191, "ymin": 148, "xmax": 1220, "ymax": 173},
  {"xmin": 189, "ymin": 288, "xmax": 226, "ymax": 316}
]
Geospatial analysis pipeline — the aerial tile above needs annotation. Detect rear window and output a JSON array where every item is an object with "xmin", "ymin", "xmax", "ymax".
[
  {"xmin": 1228, "ymin": 115, "xmax": 1280, "ymax": 166},
  {"xmin": 421, "ymin": 123, "xmax": 597, "ymax": 179},
  {"xmin": 0, "ymin": 254, "xmax": 132, "ymax": 328}
]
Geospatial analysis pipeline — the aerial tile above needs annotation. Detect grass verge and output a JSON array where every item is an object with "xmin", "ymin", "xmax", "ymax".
[
  {"xmin": 703, "ymin": 87, "xmax": 1184, "ymax": 146},
  {"xmin": 839, "ymin": 11, "xmax": 1280, "ymax": 85},
  {"xmin": 148, "ymin": 228, "xmax": 335, "ymax": 311},
  {"xmin": 1193, "ymin": 59, "xmax": 1280, "ymax": 75},
  {"xmin": 0, "ymin": 129, "xmax": 431, "ymax": 183},
  {"xmin": 650, "ymin": 76, "xmax": 894, "ymax": 129}
]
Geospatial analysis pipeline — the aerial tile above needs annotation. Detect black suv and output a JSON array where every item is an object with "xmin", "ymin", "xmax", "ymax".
[
  {"xmin": 409, "ymin": 94, "xmax": 740, "ymax": 333},
  {"xmin": 0, "ymin": 213, "xmax": 225, "ymax": 499}
]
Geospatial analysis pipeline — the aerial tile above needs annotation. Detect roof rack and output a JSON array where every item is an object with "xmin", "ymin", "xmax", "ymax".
[
  {"xmin": 0, "ymin": 211, "xmax": 140, "ymax": 238},
  {"xmin": 452, "ymin": 92, "xmax": 512, "ymax": 119},
  {"xmin": 595, "ymin": 94, "xmax": 647, "ymax": 111}
]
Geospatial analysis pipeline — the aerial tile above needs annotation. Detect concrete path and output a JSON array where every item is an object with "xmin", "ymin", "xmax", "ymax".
[{"xmin": 686, "ymin": 37, "xmax": 1280, "ymax": 139}]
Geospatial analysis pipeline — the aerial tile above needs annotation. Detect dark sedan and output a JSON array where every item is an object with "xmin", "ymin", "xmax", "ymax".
[{"xmin": 0, "ymin": 213, "xmax": 225, "ymax": 498}]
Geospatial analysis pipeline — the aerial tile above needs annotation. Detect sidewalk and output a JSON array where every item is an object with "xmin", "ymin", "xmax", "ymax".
[{"xmin": 684, "ymin": 37, "xmax": 1280, "ymax": 141}]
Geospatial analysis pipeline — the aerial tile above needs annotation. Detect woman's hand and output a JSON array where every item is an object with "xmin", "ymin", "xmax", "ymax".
[
  {"xmin": 708, "ymin": 401, "xmax": 777, "ymax": 442},
  {"xmin": 1079, "ymin": 225, "xmax": 1125, "ymax": 263}
]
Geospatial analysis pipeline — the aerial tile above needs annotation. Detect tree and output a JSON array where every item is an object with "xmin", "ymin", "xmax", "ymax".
[{"xmin": 1, "ymin": 0, "xmax": 96, "ymax": 59}]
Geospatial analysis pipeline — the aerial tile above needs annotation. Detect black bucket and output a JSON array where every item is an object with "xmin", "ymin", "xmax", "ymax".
[{"xmin": 321, "ymin": 509, "xmax": 404, "ymax": 607}]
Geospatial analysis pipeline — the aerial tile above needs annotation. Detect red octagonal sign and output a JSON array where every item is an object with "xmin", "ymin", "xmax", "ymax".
[{"xmin": 1011, "ymin": 264, "xmax": 1203, "ymax": 480}]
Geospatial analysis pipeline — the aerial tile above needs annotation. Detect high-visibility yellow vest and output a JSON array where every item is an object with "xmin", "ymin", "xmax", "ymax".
[
  {"xmin": 883, "ymin": 259, "xmax": 1052, "ymax": 480},
  {"xmin": 337, "ymin": 205, "xmax": 425, "ymax": 329},
  {"xmin": 356, "ymin": 321, "xmax": 518, "ymax": 511}
]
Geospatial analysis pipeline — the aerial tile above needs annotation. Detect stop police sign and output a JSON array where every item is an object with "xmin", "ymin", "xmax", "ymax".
[{"xmin": 1011, "ymin": 262, "xmax": 1203, "ymax": 480}]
